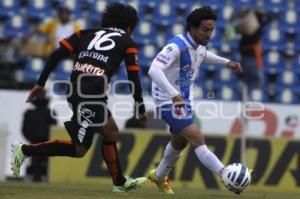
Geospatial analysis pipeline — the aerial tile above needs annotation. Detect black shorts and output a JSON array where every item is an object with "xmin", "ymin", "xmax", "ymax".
[{"xmin": 64, "ymin": 89, "xmax": 111, "ymax": 149}]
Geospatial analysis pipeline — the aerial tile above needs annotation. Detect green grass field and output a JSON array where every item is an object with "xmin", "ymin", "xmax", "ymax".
[{"xmin": 1, "ymin": 182, "xmax": 300, "ymax": 199}]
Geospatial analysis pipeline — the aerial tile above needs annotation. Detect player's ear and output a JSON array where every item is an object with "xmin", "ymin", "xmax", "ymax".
[{"xmin": 126, "ymin": 26, "xmax": 133, "ymax": 35}]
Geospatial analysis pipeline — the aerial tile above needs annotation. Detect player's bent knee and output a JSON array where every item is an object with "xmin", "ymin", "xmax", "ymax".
[{"xmin": 74, "ymin": 145, "xmax": 88, "ymax": 157}]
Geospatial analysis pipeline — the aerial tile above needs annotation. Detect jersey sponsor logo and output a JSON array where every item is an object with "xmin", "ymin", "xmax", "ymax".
[
  {"xmin": 158, "ymin": 53, "xmax": 171, "ymax": 61},
  {"xmin": 78, "ymin": 50, "xmax": 109, "ymax": 63},
  {"xmin": 167, "ymin": 46, "xmax": 173, "ymax": 52},
  {"xmin": 155, "ymin": 57, "xmax": 168, "ymax": 65},
  {"xmin": 155, "ymin": 53, "xmax": 171, "ymax": 65},
  {"xmin": 87, "ymin": 30, "xmax": 121, "ymax": 51},
  {"xmin": 182, "ymin": 64, "xmax": 191, "ymax": 71},
  {"xmin": 74, "ymin": 61, "xmax": 105, "ymax": 76},
  {"xmin": 77, "ymin": 107, "xmax": 95, "ymax": 143},
  {"xmin": 186, "ymin": 69, "xmax": 194, "ymax": 78}
]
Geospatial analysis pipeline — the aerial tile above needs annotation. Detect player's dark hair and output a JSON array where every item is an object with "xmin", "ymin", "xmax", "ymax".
[
  {"xmin": 186, "ymin": 6, "xmax": 217, "ymax": 31},
  {"xmin": 101, "ymin": 3, "xmax": 139, "ymax": 31}
]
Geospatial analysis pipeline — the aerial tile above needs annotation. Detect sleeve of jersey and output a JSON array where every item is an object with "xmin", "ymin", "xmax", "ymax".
[
  {"xmin": 124, "ymin": 47, "xmax": 140, "ymax": 71},
  {"xmin": 203, "ymin": 51, "xmax": 230, "ymax": 65},
  {"xmin": 124, "ymin": 45, "xmax": 145, "ymax": 114},
  {"xmin": 59, "ymin": 31, "xmax": 81, "ymax": 54},
  {"xmin": 37, "ymin": 46, "xmax": 70, "ymax": 86},
  {"xmin": 148, "ymin": 44, "xmax": 180, "ymax": 98},
  {"xmin": 151, "ymin": 43, "xmax": 178, "ymax": 70}
]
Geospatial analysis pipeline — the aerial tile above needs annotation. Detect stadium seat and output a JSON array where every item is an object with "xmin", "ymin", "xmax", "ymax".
[
  {"xmin": 167, "ymin": 23, "xmax": 184, "ymax": 38},
  {"xmin": 89, "ymin": 0, "xmax": 107, "ymax": 21},
  {"xmin": 138, "ymin": 0, "xmax": 157, "ymax": 21},
  {"xmin": 134, "ymin": 20, "xmax": 156, "ymax": 45},
  {"xmin": 170, "ymin": 0, "xmax": 192, "ymax": 22},
  {"xmin": 54, "ymin": 59, "xmax": 73, "ymax": 80},
  {"xmin": 276, "ymin": 88, "xmax": 299, "ymax": 104},
  {"xmin": 26, "ymin": 0, "xmax": 53, "ymax": 21},
  {"xmin": 153, "ymin": 1, "xmax": 173, "ymax": 22},
  {"xmin": 291, "ymin": 54, "xmax": 300, "ymax": 72},
  {"xmin": 232, "ymin": 0, "xmax": 258, "ymax": 9},
  {"xmin": 23, "ymin": 58, "xmax": 45, "ymax": 82},
  {"xmin": 250, "ymin": 88, "xmax": 264, "ymax": 102},
  {"xmin": 276, "ymin": 70, "xmax": 299, "ymax": 88},
  {"xmin": 71, "ymin": 0, "xmax": 93, "ymax": 19},
  {"xmin": 0, "ymin": 0, "xmax": 20, "ymax": 19},
  {"xmin": 200, "ymin": 0, "xmax": 224, "ymax": 10},
  {"xmin": 139, "ymin": 43, "xmax": 157, "ymax": 68},
  {"xmin": 4, "ymin": 15, "xmax": 28, "ymax": 38},
  {"xmin": 264, "ymin": 0, "xmax": 286, "ymax": 13},
  {"xmin": 279, "ymin": 9, "xmax": 299, "ymax": 35},
  {"xmin": 220, "ymin": 85, "xmax": 241, "ymax": 101},
  {"xmin": 219, "ymin": 67, "xmax": 239, "ymax": 89},
  {"xmin": 262, "ymin": 25, "xmax": 286, "ymax": 51},
  {"xmin": 209, "ymin": 28, "xmax": 223, "ymax": 48},
  {"xmin": 216, "ymin": 5, "xmax": 233, "ymax": 29},
  {"xmin": 263, "ymin": 50, "xmax": 284, "ymax": 71}
]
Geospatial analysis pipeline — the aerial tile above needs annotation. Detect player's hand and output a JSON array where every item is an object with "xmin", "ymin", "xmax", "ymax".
[
  {"xmin": 226, "ymin": 61, "xmax": 243, "ymax": 74},
  {"xmin": 172, "ymin": 94, "xmax": 185, "ymax": 108},
  {"xmin": 139, "ymin": 112, "xmax": 148, "ymax": 123},
  {"xmin": 26, "ymin": 85, "xmax": 44, "ymax": 103}
]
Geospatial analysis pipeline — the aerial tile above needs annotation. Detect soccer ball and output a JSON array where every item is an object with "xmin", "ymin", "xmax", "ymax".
[{"xmin": 222, "ymin": 163, "xmax": 251, "ymax": 194}]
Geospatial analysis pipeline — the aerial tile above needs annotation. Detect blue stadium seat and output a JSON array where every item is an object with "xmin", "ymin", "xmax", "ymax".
[
  {"xmin": 171, "ymin": 1, "xmax": 192, "ymax": 23},
  {"xmin": 262, "ymin": 26, "xmax": 286, "ymax": 51},
  {"xmin": 167, "ymin": 22, "xmax": 184, "ymax": 38},
  {"xmin": 72, "ymin": 0, "xmax": 92, "ymax": 19},
  {"xmin": 0, "ymin": 0, "xmax": 20, "ymax": 19},
  {"xmin": 218, "ymin": 67, "xmax": 239, "ymax": 89},
  {"xmin": 209, "ymin": 28, "xmax": 223, "ymax": 48},
  {"xmin": 279, "ymin": 9, "xmax": 299, "ymax": 35},
  {"xmin": 153, "ymin": 1, "xmax": 173, "ymax": 22},
  {"xmin": 89, "ymin": 0, "xmax": 107, "ymax": 21},
  {"xmin": 138, "ymin": 0, "xmax": 157, "ymax": 21},
  {"xmin": 220, "ymin": 85, "xmax": 241, "ymax": 101},
  {"xmin": 200, "ymin": 0, "xmax": 224, "ymax": 10},
  {"xmin": 291, "ymin": 54, "xmax": 300, "ymax": 72},
  {"xmin": 276, "ymin": 70, "xmax": 299, "ymax": 90},
  {"xmin": 232, "ymin": 0, "xmax": 258, "ymax": 9},
  {"xmin": 23, "ymin": 58, "xmax": 45, "ymax": 82},
  {"xmin": 134, "ymin": 20, "xmax": 156, "ymax": 45},
  {"xmin": 216, "ymin": 5, "xmax": 233, "ymax": 29},
  {"xmin": 263, "ymin": 50, "xmax": 284, "ymax": 71},
  {"xmin": 4, "ymin": 15, "xmax": 28, "ymax": 38},
  {"xmin": 138, "ymin": 43, "xmax": 157, "ymax": 68},
  {"xmin": 26, "ymin": 0, "xmax": 53, "ymax": 21},
  {"xmin": 264, "ymin": 0, "xmax": 286, "ymax": 13},
  {"xmin": 54, "ymin": 59, "xmax": 73, "ymax": 80},
  {"xmin": 275, "ymin": 88, "xmax": 299, "ymax": 104},
  {"xmin": 249, "ymin": 88, "xmax": 269, "ymax": 102}
]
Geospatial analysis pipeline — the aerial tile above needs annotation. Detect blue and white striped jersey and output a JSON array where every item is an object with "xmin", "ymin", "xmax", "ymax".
[{"xmin": 150, "ymin": 33, "xmax": 229, "ymax": 107}]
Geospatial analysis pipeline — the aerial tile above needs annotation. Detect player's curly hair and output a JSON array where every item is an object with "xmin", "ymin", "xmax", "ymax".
[
  {"xmin": 186, "ymin": 6, "xmax": 217, "ymax": 31},
  {"xmin": 101, "ymin": 3, "xmax": 139, "ymax": 31}
]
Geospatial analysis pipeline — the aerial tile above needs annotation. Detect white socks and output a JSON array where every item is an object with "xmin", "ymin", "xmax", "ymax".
[
  {"xmin": 194, "ymin": 145, "xmax": 225, "ymax": 176},
  {"xmin": 155, "ymin": 142, "xmax": 181, "ymax": 179}
]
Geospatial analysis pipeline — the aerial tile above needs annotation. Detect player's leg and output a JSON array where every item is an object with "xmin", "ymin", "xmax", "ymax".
[
  {"xmin": 11, "ymin": 102, "xmax": 95, "ymax": 177},
  {"xmin": 100, "ymin": 116, "xmax": 126, "ymax": 186},
  {"xmin": 149, "ymin": 134, "xmax": 187, "ymax": 194},
  {"xmin": 178, "ymin": 123, "xmax": 225, "ymax": 176},
  {"xmin": 155, "ymin": 134, "xmax": 187, "ymax": 178},
  {"xmin": 100, "ymin": 116, "xmax": 147, "ymax": 192}
]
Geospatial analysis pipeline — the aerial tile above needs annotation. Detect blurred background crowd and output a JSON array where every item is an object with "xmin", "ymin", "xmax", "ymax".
[{"xmin": 0, "ymin": 0, "xmax": 299, "ymax": 104}]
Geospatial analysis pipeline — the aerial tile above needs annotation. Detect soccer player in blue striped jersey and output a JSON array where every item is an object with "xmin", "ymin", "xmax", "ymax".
[{"xmin": 148, "ymin": 6, "xmax": 243, "ymax": 194}]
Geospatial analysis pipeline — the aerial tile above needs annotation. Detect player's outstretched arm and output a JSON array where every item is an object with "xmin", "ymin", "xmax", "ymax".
[
  {"xmin": 26, "ymin": 46, "xmax": 69, "ymax": 103},
  {"xmin": 127, "ymin": 70, "xmax": 148, "ymax": 123},
  {"xmin": 226, "ymin": 61, "xmax": 243, "ymax": 74}
]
